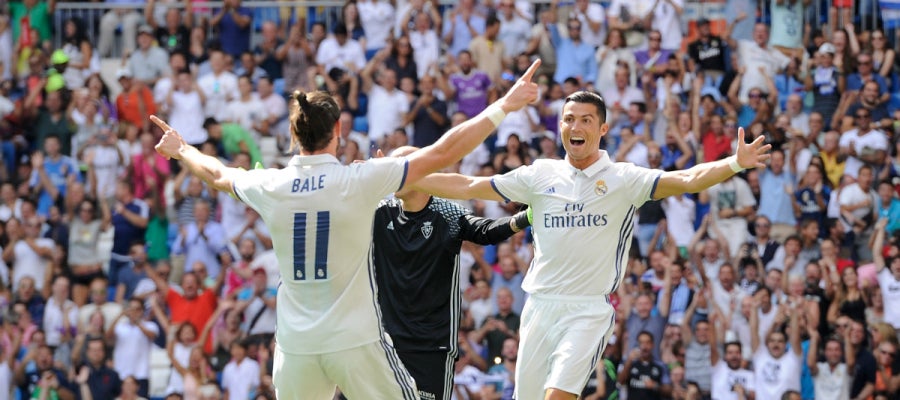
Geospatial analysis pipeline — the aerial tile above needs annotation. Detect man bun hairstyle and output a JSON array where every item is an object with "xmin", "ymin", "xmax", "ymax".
[{"xmin": 290, "ymin": 91, "xmax": 341, "ymax": 153}]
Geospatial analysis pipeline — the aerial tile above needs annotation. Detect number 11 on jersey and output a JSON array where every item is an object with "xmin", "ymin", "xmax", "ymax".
[{"xmin": 293, "ymin": 211, "xmax": 330, "ymax": 280}]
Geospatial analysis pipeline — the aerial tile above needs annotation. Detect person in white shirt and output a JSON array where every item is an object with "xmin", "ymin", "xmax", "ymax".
[
  {"xmin": 224, "ymin": 74, "xmax": 267, "ymax": 141},
  {"xmin": 43, "ymin": 276, "xmax": 78, "ymax": 348},
  {"xmin": 357, "ymin": 0, "xmax": 395, "ymax": 56},
  {"xmin": 150, "ymin": 60, "xmax": 541, "ymax": 399},
  {"xmin": 838, "ymin": 114, "xmax": 889, "ymax": 180},
  {"xmin": 361, "ymin": 49, "xmax": 410, "ymax": 146},
  {"xmin": 807, "ymin": 327, "xmax": 852, "ymax": 400},
  {"xmin": 750, "ymin": 294, "xmax": 803, "ymax": 400},
  {"xmin": 710, "ymin": 315, "xmax": 756, "ymax": 400},
  {"xmin": 4, "ymin": 216, "xmax": 55, "ymax": 291},
  {"xmin": 107, "ymin": 298, "xmax": 159, "ymax": 397},
  {"xmin": 873, "ymin": 219, "xmax": 900, "ymax": 330},
  {"xmin": 497, "ymin": 0, "xmax": 533, "ymax": 59},
  {"xmin": 197, "ymin": 50, "xmax": 239, "ymax": 122},
  {"xmin": 726, "ymin": 21, "xmax": 790, "ymax": 102},
  {"xmin": 222, "ymin": 339, "xmax": 261, "ymax": 400},
  {"xmin": 315, "ymin": 23, "xmax": 367, "ymax": 75},
  {"xmin": 411, "ymin": 91, "xmax": 771, "ymax": 399},
  {"xmin": 408, "ymin": 13, "xmax": 441, "ymax": 79},
  {"xmin": 256, "ymin": 76, "xmax": 288, "ymax": 138},
  {"xmin": 651, "ymin": 0, "xmax": 685, "ymax": 51}
]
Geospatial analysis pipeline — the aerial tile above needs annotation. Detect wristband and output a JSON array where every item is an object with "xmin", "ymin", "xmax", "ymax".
[
  {"xmin": 486, "ymin": 106, "xmax": 506, "ymax": 128},
  {"xmin": 728, "ymin": 156, "xmax": 744, "ymax": 173}
]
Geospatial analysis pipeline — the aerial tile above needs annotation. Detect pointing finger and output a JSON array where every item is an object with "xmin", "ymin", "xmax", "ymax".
[
  {"xmin": 150, "ymin": 115, "xmax": 174, "ymax": 132},
  {"xmin": 520, "ymin": 59, "xmax": 542, "ymax": 83}
]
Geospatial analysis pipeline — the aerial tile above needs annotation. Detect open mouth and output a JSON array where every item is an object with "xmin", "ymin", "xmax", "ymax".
[{"xmin": 569, "ymin": 137, "xmax": 586, "ymax": 146}]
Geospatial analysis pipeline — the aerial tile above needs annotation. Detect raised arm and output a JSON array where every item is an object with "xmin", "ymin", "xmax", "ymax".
[
  {"xmin": 807, "ymin": 327, "xmax": 820, "ymax": 376},
  {"xmin": 403, "ymin": 59, "xmax": 540, "ymax": 186},
  {"xmin": 652, "ymin": 128, "xmax": 771, "ymax": 199},
  {"xmin": 873, "ymin": 218, "xmax": 888, "ymax": 272},
  {"xmin": 151, "ymin": 116, "xmax": 245, "ymax": 196},
  {"xmin": 457, "ymin": 209, "xmax": 530, "ymax": 245}
]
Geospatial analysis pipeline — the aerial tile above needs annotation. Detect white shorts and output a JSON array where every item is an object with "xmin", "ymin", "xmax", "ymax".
[
  {"xmin": 273, "ymin": 339, "xmax": 418, "ymax": 400},
  {"xmin": 514, "ymin": 294, "xmax": 616, "ymax": 400}
]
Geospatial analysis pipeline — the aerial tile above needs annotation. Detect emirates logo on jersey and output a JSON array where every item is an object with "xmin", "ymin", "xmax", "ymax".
[
  {"xmin": 421, "ymin": 221, "xmax": 433, "ymax": 239},
  {"xmin": 595, "ymin": 180, "xmax": 608, "ymax": 196}
]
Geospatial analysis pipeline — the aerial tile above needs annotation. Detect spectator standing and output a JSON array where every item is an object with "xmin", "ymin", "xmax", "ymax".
[
  {"xmin": 438, "ymin": 50, "xmax": 493, "ymax": 119},
  {"xmin": 224, "ymin": 74, "xmax": 267, "ymax": 141},
  {"xmin": 838, "ymin": 165, "xmax": 877, "ymax": 261},
  {"xmin": 408, "ymin": 13, "xmax": 441, "ymax": 80},
  {"xmin": 726, "ymin": 21, "xmax": 790, "ymax": 103},
  {"xmin": 404, "ymin": 75, "xmax": 448, "ymax": 148},
  {"xmin": 634, "ymin": 30, "xmax": 672, "ymax": 81},
  {"xmin": 172, "ymin": 199, "xmax": 227, "ymax": 279},
  {"xmin": 497, "ymin": 0, "xmax": 531, "ymax": 59},
  {"xmin": 469, "ymin": 15, "xmax": 506, "ymax": 83},
  {"xmin": 43, "ymin": 275, "xmax": 78, "ymax": 352},
  {"xmin": 127, "ymin": 25, "xmax": 171, "ymax": 88},
  {"xmin": 107, "ymin": 298, "xmax": 158, "ymax": 398},
  {"xmin": 165, "ymin": 69, "xmax": 209, "ymax": 147},
  {"xmin": 314, "ymin": 23, "xmax": 367, "ymax": 77},
  {"xmin": 807, "ymin": 328, "xmax": 852, "ymax": 400},
  {"xmin": 108, "ymin": 180, "xmax": 149, "ymax": 291},
  {"xmin": 442, "ymin": 0, "xmax": 486, "ymax": 56},
  {"xmin": 277, "ymin": 23, "xmax": 315, "ymax": 95},
  {"xmin": 758, "ymin": 149, "xmax": 798, "ymax": 241},
  {"xmin": 361, "ymin": 49, "xmax": 410, "ymax": 146},
  {"xmin": 198, "ymin": 50, "xmax": 239, "ymax": 122},
  {"xmin": 210, "ymin": 0, "xmax": 252, "ymax": 58},
  {"xmin": 76, "ymin": 337, "xmax": 122, "ymax": 400},
  {"xmin": 750, "ymin": 297, "xmax": 804, "ymax": 399},
  {"xmin": 97, "ymin": 0, "xmax": 142, "ymax": 57},
  {"xmin": 5, "ymin": 215, "xmax": 54, "ymax": 292},
  {"xmin": 29, "ymin": 137, "xmax": 81, "ymax": 218},
  {"xmin": 77, "ymin": 276, "xmax": 123, "ymax": 331},
  {"xmin": 253, "ymin": 22, "xmax": 283, "ymax": 80},
  {"xmin": 839, "ymin": 111, "xmax": 889, "ymax": 181},
  {"xmin": 115, "ymin": 69, "xmax": 157, "ymax": 133},
  {"xmin": 358, "ymin": 0, "xmax": 395, "ymax": 59},
  {"xmin": 704, "ymin": 174, "xmax": 756, "ymax": 257},
  {"xmin": 236, "ymin": 267, "xmax": 276, "ymax": 339},
  {"xmin": 221, "ymin": 339, "xmax": 260, "ymax": 400},
  {"xmin": 549, "ymin": 18, "xmax": 597, "ymax": 88},
  {"xmin": 619, "ymin": 331, "xmax": 671, "ymax": 400},
  {"xmin": 146, "ymin": 0, "xmax": 191, "ymax": 54}
]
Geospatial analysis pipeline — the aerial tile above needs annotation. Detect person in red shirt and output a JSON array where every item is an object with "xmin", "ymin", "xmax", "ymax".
[
  {"xmin": 115, "ymin": 69, "xmax": 156, "ymax": 132},
  {"xmin": 702, "ymin": 114, "xmax": 734, "ymax": 163},
  {"xmin": 150, "ymin": 266, "xmax": 224, "ymax": 352}
]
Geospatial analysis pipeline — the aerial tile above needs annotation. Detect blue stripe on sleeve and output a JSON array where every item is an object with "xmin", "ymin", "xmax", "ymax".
[{"xmin": 490, "ymin": 178, "xmax": 511, "ymax": 202}]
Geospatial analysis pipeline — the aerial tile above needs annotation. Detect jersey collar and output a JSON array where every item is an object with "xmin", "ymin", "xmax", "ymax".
[
  {"xmin": 566, "ymin": 150, "xmax": 611, "ymax": 178},
  {"xmin": 288, "ymin": 154, "xmax": 340, "ymax": 166}
]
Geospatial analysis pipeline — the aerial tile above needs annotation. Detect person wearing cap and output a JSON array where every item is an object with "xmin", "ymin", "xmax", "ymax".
[
  {"xmin": 126, "ymin": 24, "xmax": 171, "ymax": 87},
  {"xmin": 98, "ymin": 0, "xmax": 143, "ymax": 57},
  {"xmin": 116, "ymin": 68, "xmax": 157, "ymax": 132},
  {"xmin": 803, "ymin": 42, "xmax": 843, "ymax": 128}
]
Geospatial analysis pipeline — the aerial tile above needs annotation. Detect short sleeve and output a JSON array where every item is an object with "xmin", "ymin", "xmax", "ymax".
[
  {"xmin": 490, "ymin": 165, "xmax": 537, "ymax": 204},
  {"xmin": 623, "ymin": 164, "xmax": 662, "ymax": 206},
  {"xmin": 232, "ymin": 168, "xmax": 274, "ymax": 211},
  {"xmin": 357, "ymin": 157, "xmax": 409, "ymax": 198}
]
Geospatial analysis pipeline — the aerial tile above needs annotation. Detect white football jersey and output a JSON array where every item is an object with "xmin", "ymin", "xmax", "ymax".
[
  {"xmin": 492, "ymin": 152, "xmax": 660, "ymax": 296},
  {"xmin": 233, "ymin": 154, "xmax": 407, "ymax": 354}
]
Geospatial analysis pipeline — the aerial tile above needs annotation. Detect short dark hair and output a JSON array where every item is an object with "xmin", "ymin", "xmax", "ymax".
[
  {"xmin": 203, "ymin": 117, "xmax": 220, "ymax": 130},
  {"xmin": 724, "ymin": 341, "xmax": 742, "ymax": 354},
  {"xmin": 637, "ymin": 330, "xmax": 655, "ymax": 342},
  {"xmin": 563, "ymin": 91, "xmax": 607, "ymax": 124},
  {"xmin": 289, "ymin": 91, "xmax": 341, "ymax": 152}
]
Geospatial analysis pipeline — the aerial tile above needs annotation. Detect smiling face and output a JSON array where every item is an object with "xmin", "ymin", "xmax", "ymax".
[{"xmin": 559, "ymin": 99, "xmax": 607, "ymax": 169}]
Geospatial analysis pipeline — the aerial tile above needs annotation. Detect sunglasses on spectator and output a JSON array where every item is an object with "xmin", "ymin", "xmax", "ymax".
[
  {"xmin": 755, "ymin": 223, "xmax": 770, "ymax": 228},
  {"xmin": 748, "ymin": 93, "xmax": 763, "ymax": 99}
]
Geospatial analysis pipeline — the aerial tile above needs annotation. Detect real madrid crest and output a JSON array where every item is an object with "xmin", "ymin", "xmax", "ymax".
[
  {"xmin": 595, "ymin": 180, "xmax": 608, "ymax": 196},
  {"xmin": 421, "ymin": 221, "xmax": 434, "ymax": 239}
]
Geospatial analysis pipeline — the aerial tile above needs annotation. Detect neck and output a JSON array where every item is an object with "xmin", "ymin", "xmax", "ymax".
[{"xmin": 398, "ymin": 193, "xmax": 430, "ymax": 212}]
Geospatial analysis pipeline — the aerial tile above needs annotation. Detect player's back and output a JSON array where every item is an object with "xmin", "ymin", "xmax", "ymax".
[{"xmin": 232, "ymin": 154, "xmax": 407, "ymax": 354}]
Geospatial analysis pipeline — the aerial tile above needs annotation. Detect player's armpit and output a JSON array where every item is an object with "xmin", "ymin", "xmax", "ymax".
[{"xmin": 408, "ymin": 173, "xmax": 503, "ymax": 202}]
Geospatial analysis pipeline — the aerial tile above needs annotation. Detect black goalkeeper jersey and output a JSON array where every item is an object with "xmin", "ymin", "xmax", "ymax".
[{"xmin": 373, "ymin": 197, "xmax": 524, "ymax": 354}]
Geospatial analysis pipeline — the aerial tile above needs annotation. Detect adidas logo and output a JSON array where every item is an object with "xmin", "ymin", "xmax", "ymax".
[
  {"xmin": 543, "ymin": 187, "xmax": 556, "ymax": 194},
  {"xmin": 387, "ymin": 221, "xmax": 394, "ymax": 230}
]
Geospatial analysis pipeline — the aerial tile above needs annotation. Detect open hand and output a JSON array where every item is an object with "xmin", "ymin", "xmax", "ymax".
[{"xmin": 735, "ymin": 127, "xmax": 772, "ymax": 169}]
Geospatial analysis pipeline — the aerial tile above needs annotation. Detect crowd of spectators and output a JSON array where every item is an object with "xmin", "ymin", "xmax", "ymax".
[{"xmin": 0, "ymin": 0, "xmax": 899, "ymax": 399}]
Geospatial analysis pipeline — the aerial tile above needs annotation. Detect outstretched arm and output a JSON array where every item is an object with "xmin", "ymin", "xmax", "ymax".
[
  {"xmin": 410, "ymin": 174, "xmax": 505, "ymax": 202},
  {"xmin": 151, "ymin": 116, "xmax": 245, "ymax": 196},
  {"xmin": 403, "ymin": 60, "xmax": 541, "ymax": 186},
  {"xmin": 458, "ymin": 209, "xmax": 530, "ymax": 245},
  {"xmin": 653, "ymin": 128, "xmax": 771, "ymax": 199}
]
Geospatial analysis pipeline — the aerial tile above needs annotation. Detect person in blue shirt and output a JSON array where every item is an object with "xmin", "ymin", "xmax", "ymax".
[
  {"xmin": 876, "ymin": 179, "xmax": 900, "ymax": 235},
  {"xmin": 28, "ymin": 135, "xmax": 81, "ymax": 218},
  {"xmin": 549, "ymin": 18, "xmax": 597, "ymax": 88},
  {"xmin": 210, "ymin": 0, "xmax": 252, "ymax": 58}
]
